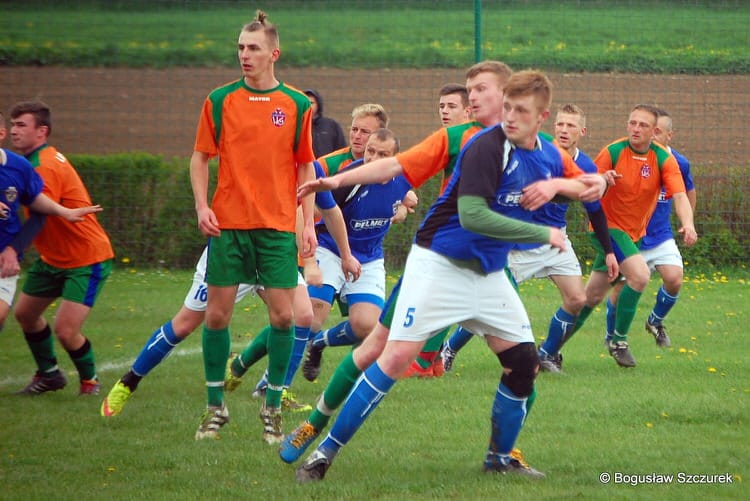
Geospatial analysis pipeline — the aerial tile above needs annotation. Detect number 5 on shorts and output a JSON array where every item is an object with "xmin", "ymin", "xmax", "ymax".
[{"xmin": 403, "ymin": 307, "xmax": 416, "ymax": 328}]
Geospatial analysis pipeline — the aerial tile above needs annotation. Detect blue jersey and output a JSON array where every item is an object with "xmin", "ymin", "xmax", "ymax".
[
  {"xmin": 317, "ymin": 158, "xmax": 412, "ymax": 263},
  {"xmin": 0, "ymin": 148, "xmax": 45, "ymax": 255},
  {"xmin": 313, "ymin": 161, "xmax": 336, "ymax": 211},
  {"xmin": 516, "ymin": 147, "xmax": 600, "ymax": 251},
  {"xmin": 640, "ymin": 147, "xmax": 694, "ymax": 250},
  {"xmin": 415, "ymin": 125, "xmax": 571, "ymax": 273}
]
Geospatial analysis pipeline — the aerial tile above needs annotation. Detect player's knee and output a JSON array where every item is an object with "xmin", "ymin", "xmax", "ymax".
[{"xmin": 497, "ymin": 342, "xmax": 539, "ymax": 397}]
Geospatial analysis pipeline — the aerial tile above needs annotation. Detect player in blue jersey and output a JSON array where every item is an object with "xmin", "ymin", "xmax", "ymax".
[
  {"xmin": 292, "ymin": 129, "xmax": 410, "ymax": 382},
  {"xmin": 440, "ymin": 104, "xmax": 618, "ymax": 374},
  {"xmin": 292, "ymin": 70, "xmax": 608, "ymax": 482},
  {"xmin": 604, "ymin": 108, "xmax": 696, "ymax": 348}
]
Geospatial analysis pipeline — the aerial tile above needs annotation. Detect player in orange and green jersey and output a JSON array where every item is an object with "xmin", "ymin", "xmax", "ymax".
[
  {"xmin": 317, "ymin": 103, "xmax": 389, "ymax": 176},
  {"xmin": 190, "ymin": 10, "xmax": 319, "ymax": 443},
  {"xmin": 280, "ymin": 61, "xmax": 516, "ymax": 464},
  {"xmin": 568, "ymin": 104, "xmax": 697, "ymax": 368},
  {"xmin": 9, "ymin": 100, "xmax": 114, "ymax": 397}
]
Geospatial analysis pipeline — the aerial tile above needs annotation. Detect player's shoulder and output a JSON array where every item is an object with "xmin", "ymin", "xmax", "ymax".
[{"xmin": 207, "ymin": 79, "xmax": 244, "ymax": 101}]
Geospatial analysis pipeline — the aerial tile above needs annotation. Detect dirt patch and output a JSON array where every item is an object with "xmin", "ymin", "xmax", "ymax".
[{"xmin": 1, "ymin": 67, "xmax": 747, "ymax": 167}]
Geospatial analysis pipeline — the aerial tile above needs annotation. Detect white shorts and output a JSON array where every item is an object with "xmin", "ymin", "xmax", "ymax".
[
  {"xmin": 640, "ymin": 238, "xmax": 683, "ymax": 271},
  {"xmin": 316, "ymin": 246, "xmax": 385, "ymax": 304},
  {"xmin": 388, "ymin": 245, "xmax": 534, "ymax": 344},
  {"xmin": 0, "ymin": 274, "xmax": 19, "ymax": 307},
  {"xmin": 183, "ymin": 247, "xmax": 261, "ymax": 312},
  {"xmin": 507, "ymin": 232, "xmax": 581, "ymax": 284}
]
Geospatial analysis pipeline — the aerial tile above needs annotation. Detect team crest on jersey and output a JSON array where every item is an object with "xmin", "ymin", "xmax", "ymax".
[
  {"xmin": 271, "ymin": 108, "xmax": 286, "ymax": 127},
  {"xmin": 4, "ymin": 186, "xmax": 18, "ymax": 203},
  {"xmin": 640, "ymin": 163, "xmax": 651, "ymax": 178}
]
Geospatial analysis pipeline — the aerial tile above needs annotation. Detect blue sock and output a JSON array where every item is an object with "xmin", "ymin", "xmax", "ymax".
[
  {"xmin": 315, "ymin": 320, "xmax": 358, "ymax": 348},
  {"xmin": 132, "ymin": 320, "xmax": 182, "ymax": 377},
  {"xmin": 284, "ymin": 325, "xmax": 311, "ymax": 387},
  {"xmin": 540, "ymin": 308, "xmax": 576, "ymax": 356},
  {"xmin": 649, "ymin": 286, "xmax": 678, "ymax": 326},
  {"xmin": 447, "ymin": 326, "xmax": 473, "ymax": 352},
  {"xmin": 319, "ymin": 362, "xmax": 396, "ymax": 457},
  {"xmin": 605, "ymin": 298, "xmax": 616, "ymax": 342},
  {"xmin": 487, "ymin": 383, "xmax": 527, "ymax": 459}
]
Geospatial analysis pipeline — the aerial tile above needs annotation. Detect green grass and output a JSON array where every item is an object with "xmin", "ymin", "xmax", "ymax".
[
  {"xmin": 1, "ymin": 1, "xmax": 748, "ymax": 73},
  {"xmin": 0, "ymin": 267, "xmax": 748, "ymax": 499}
]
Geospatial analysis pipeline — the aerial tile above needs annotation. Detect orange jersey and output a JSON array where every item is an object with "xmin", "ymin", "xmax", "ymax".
[
  {"xmin": 397, "ymin": 122, "xmax": 484, "ymax": 193},
  {"xmin": 317, "ymin": 147, "xmax": 355, "ymax": 176},
  {"xmin": 594, "ymin": 138, "xmax": 686, "ymax": 240},
  {"xmin": 25, "ymin": 145, "xmax": 114, "ymax": 268},
  {"xmin": 194, "ymin": 80, "xmax": 315, "ymax": 232}
]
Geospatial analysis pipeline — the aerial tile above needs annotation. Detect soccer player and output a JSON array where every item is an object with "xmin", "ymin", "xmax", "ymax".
[
  {"xmin": 99, "ymin": 161, "xmax": 359, "ymax": 419},
  {"xmin": 0, "ymin": 112, "xmax": 104, "ymax": 334},
  {"xmin": 317, "ymin": 103, "xmax": 389, "ymax": 176},
  {"xmin": 293, "ymin": 70, "xmax": 608, "ymax": 482},
  {"xmin": 189, "ymin": 10, "xmax": 317, "ymax": 442},
  {"xmin": 571, "ymin": 104, "xmax": 697, "ymax": 367},
  {"xmin": 295, "ymin": 129, "xmax": 411, "ymax": 382},
  {"xmin": 9, "ymin": 101, "xmax": 115, "ymax": 396},
  {"xmin": 604, "ymin": 108, "xmax": 696, "ymax": 348},
  {"xmin": 438, "ymin": 82, "xmax": 472, "ymax": 127}
]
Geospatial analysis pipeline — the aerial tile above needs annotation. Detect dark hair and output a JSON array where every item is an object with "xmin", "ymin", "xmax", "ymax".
[
  {"xmin": 439, "ymin": 83, "xmax": 469, "ymax": 107},
  {"xmin": 10, "ymin": 100, "xmax": 52, "ymax": 136}
]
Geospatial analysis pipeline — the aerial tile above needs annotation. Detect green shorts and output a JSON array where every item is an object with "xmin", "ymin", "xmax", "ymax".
[
  {"xmin": 206, "ymin": 229, "xmax": 298, "ymax": 289},
  {"xmin": 22, "ymin": 259, "xmax": 112, "ymax": 307},
  {"xmin": 588, "ymin": 228, "xmax": 641, "ymax": 272}
]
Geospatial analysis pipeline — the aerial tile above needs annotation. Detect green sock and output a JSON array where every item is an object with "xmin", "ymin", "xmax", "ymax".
[
  {"xmin": 309, "ymin": 351, "xmax": 362, "ymax": 431},
  {"xmin": 202, "ymin": 326, "xmax": 230, "ymax": 408},
  {"xmin": 416, "ymin": 330, "xmax": 448, "ymax": 368},
  {"xmin": 234, "ymin": 326, "xmax": 271, "ymax": 374},
  {"xmin": 525, "ymin": 386, "xmax": 537, "ymax": 419},
  {"xmin": 67, "ymin": 338, "xmax": 96, "ymax": 381},
  {"xmin": 23, "ymin": 325, "xmax": 58, "ymax": 374},
  {"xmin": 614, "ymin": 284, "xmax": 643, "ymax": 342},
  {"xmin": 561, "ymin": 305, "xmax": 593, "ymax": 347},
  {"xmin": 265, "ymin": 325, "xmax": 293, "ymax": 408}
]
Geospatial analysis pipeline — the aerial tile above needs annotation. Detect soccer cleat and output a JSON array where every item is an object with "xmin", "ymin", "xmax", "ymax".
[
  {"xmin": 645, "ymin": 321, "xmax": 672, "ymax": 348},
  {"xmin": 100, "ymin": 380, "xmax": 133, "ymax": 417},
  {"xmin": 252, "ymin": 385, "xmax": 267, "ymax": 399},
  {"xmin": 281, "ymin": 389, "xmax": 312, "ymax": 413},
  {"xmin": 440, "ymin": 343, "xmax": 458, "ymax": 372},
  {"xmin": 224, "ymin": 357, "xmax": 243, "ymax": 392},
  {"xmin": 484, "ymin": 452, "xmax": 545, "ymax": 479},
  {"xmin": 80, "ymin": 378, "xmax": 101, "ymax": 395},
  {"xmin": 551, "ymin": 352, "xmax": 563, "ymax": 371},
  {"xmin": 607, "ymin": 340, "xmax": 637, "ymax": 368},
  {"xmin": 16, "ymin": 371, "xmax": 67, "ymax": 395},
  {"xmin": 302, "ymin": 341, "xmax": 324, "ymax": 382},
  {"xmin": 195, "ymin": 405, "xmax": 229, "ymax": 440},
  {"xmin": 296, "ymin": 449, "xmax": 333, "ymax": 483},
  {"xmin": 402, "ymin": 360, "xmax": 434, "ymax": 378},
  {"xmin": 260, "ymin": 403, "xmax": 283, "ymax": 444},
  {"xmin": 538, "ymin": 352, "xmax": 561, "ymax": 373},
  {"xmin": 279, "ymin": 421, "xmax": 321, "ymax": 463}
]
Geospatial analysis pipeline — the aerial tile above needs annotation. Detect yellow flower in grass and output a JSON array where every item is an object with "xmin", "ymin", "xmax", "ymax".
[
  {"xmin": 645, "ymin": 422, "xmax": 654, "ymax": 428},
  {"xmin": 708, "ymin": 367, "xmax": 717, "ymax": 373},
  {"xmin": 121, "ymin": 257, "xmax": 131, "ymax": 264}
]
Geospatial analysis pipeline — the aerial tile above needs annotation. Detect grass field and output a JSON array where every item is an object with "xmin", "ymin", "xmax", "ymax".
[
  {"xmin": 0, "ymin": 267, "xmax": 747, "ymax": 500},
  {"xmin": 1, "ymin": 1, "xmax": 748, "ymax": 73}
]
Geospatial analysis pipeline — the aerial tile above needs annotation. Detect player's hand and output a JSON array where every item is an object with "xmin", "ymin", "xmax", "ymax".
[
  {"xmin": 548, "ymin": 227, "xmax": 567, "ymax": 252},
  {"xmin": 298, "ymin": 176, "xmax": 341, "ymax": 199},
  {"xmin": 197, "ymin": 207, "xmax": 220, "ymax": 237},
  {"xmin": 299, "ymin": 224, "xmax": 317, "ymax": 259},
  {"xmin": 341, "ymin": 254, "xmax": 362, "ymax": 282},
  {"xmin": 62, "ymin": 205, "xmax": 103, "ymax": 222},
  {"xmin": 604, "ymin": 252, "xmax": 619, "ymax": 282},
  {"xmin": 0, "ymin": 246, "xmax": 20, "ymax": 278},
  {"xmin": 578, "ymin": 174, "xmax": 608, "ymax": 202},
  {"xmin": 601, "ymin": 170, "xmax": 622, "ymax": 186},
  {"xmin": 521, "ymin": 179, "xmax": 558, "ymax": 211},
  {"xmin": 679, "ymin": 225, "xmax": 698, "ymax": 247}
]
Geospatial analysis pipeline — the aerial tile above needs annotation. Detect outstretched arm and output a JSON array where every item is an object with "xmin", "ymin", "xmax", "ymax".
[
  {"xmin": 298, "ymin": 156, "xmax": 404, "ymax": 198},
  {"xmin": 28, "ymin": 193, "xmax": 102, "ymax": 222}
]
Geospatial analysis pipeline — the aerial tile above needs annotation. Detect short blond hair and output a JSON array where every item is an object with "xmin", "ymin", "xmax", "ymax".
[{"xmin": 351, "ymin": 103, "xmax": 389, "ymax": 128}]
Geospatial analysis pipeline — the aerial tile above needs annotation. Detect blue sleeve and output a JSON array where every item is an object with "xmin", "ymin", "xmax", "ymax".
[
  {"xmin": 313, "ymin": 159, "xmax": 337, "ymax": 210},
  {"xmin": 9, "ymin": 212, "xmax": 46, "ymax": 256}
]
